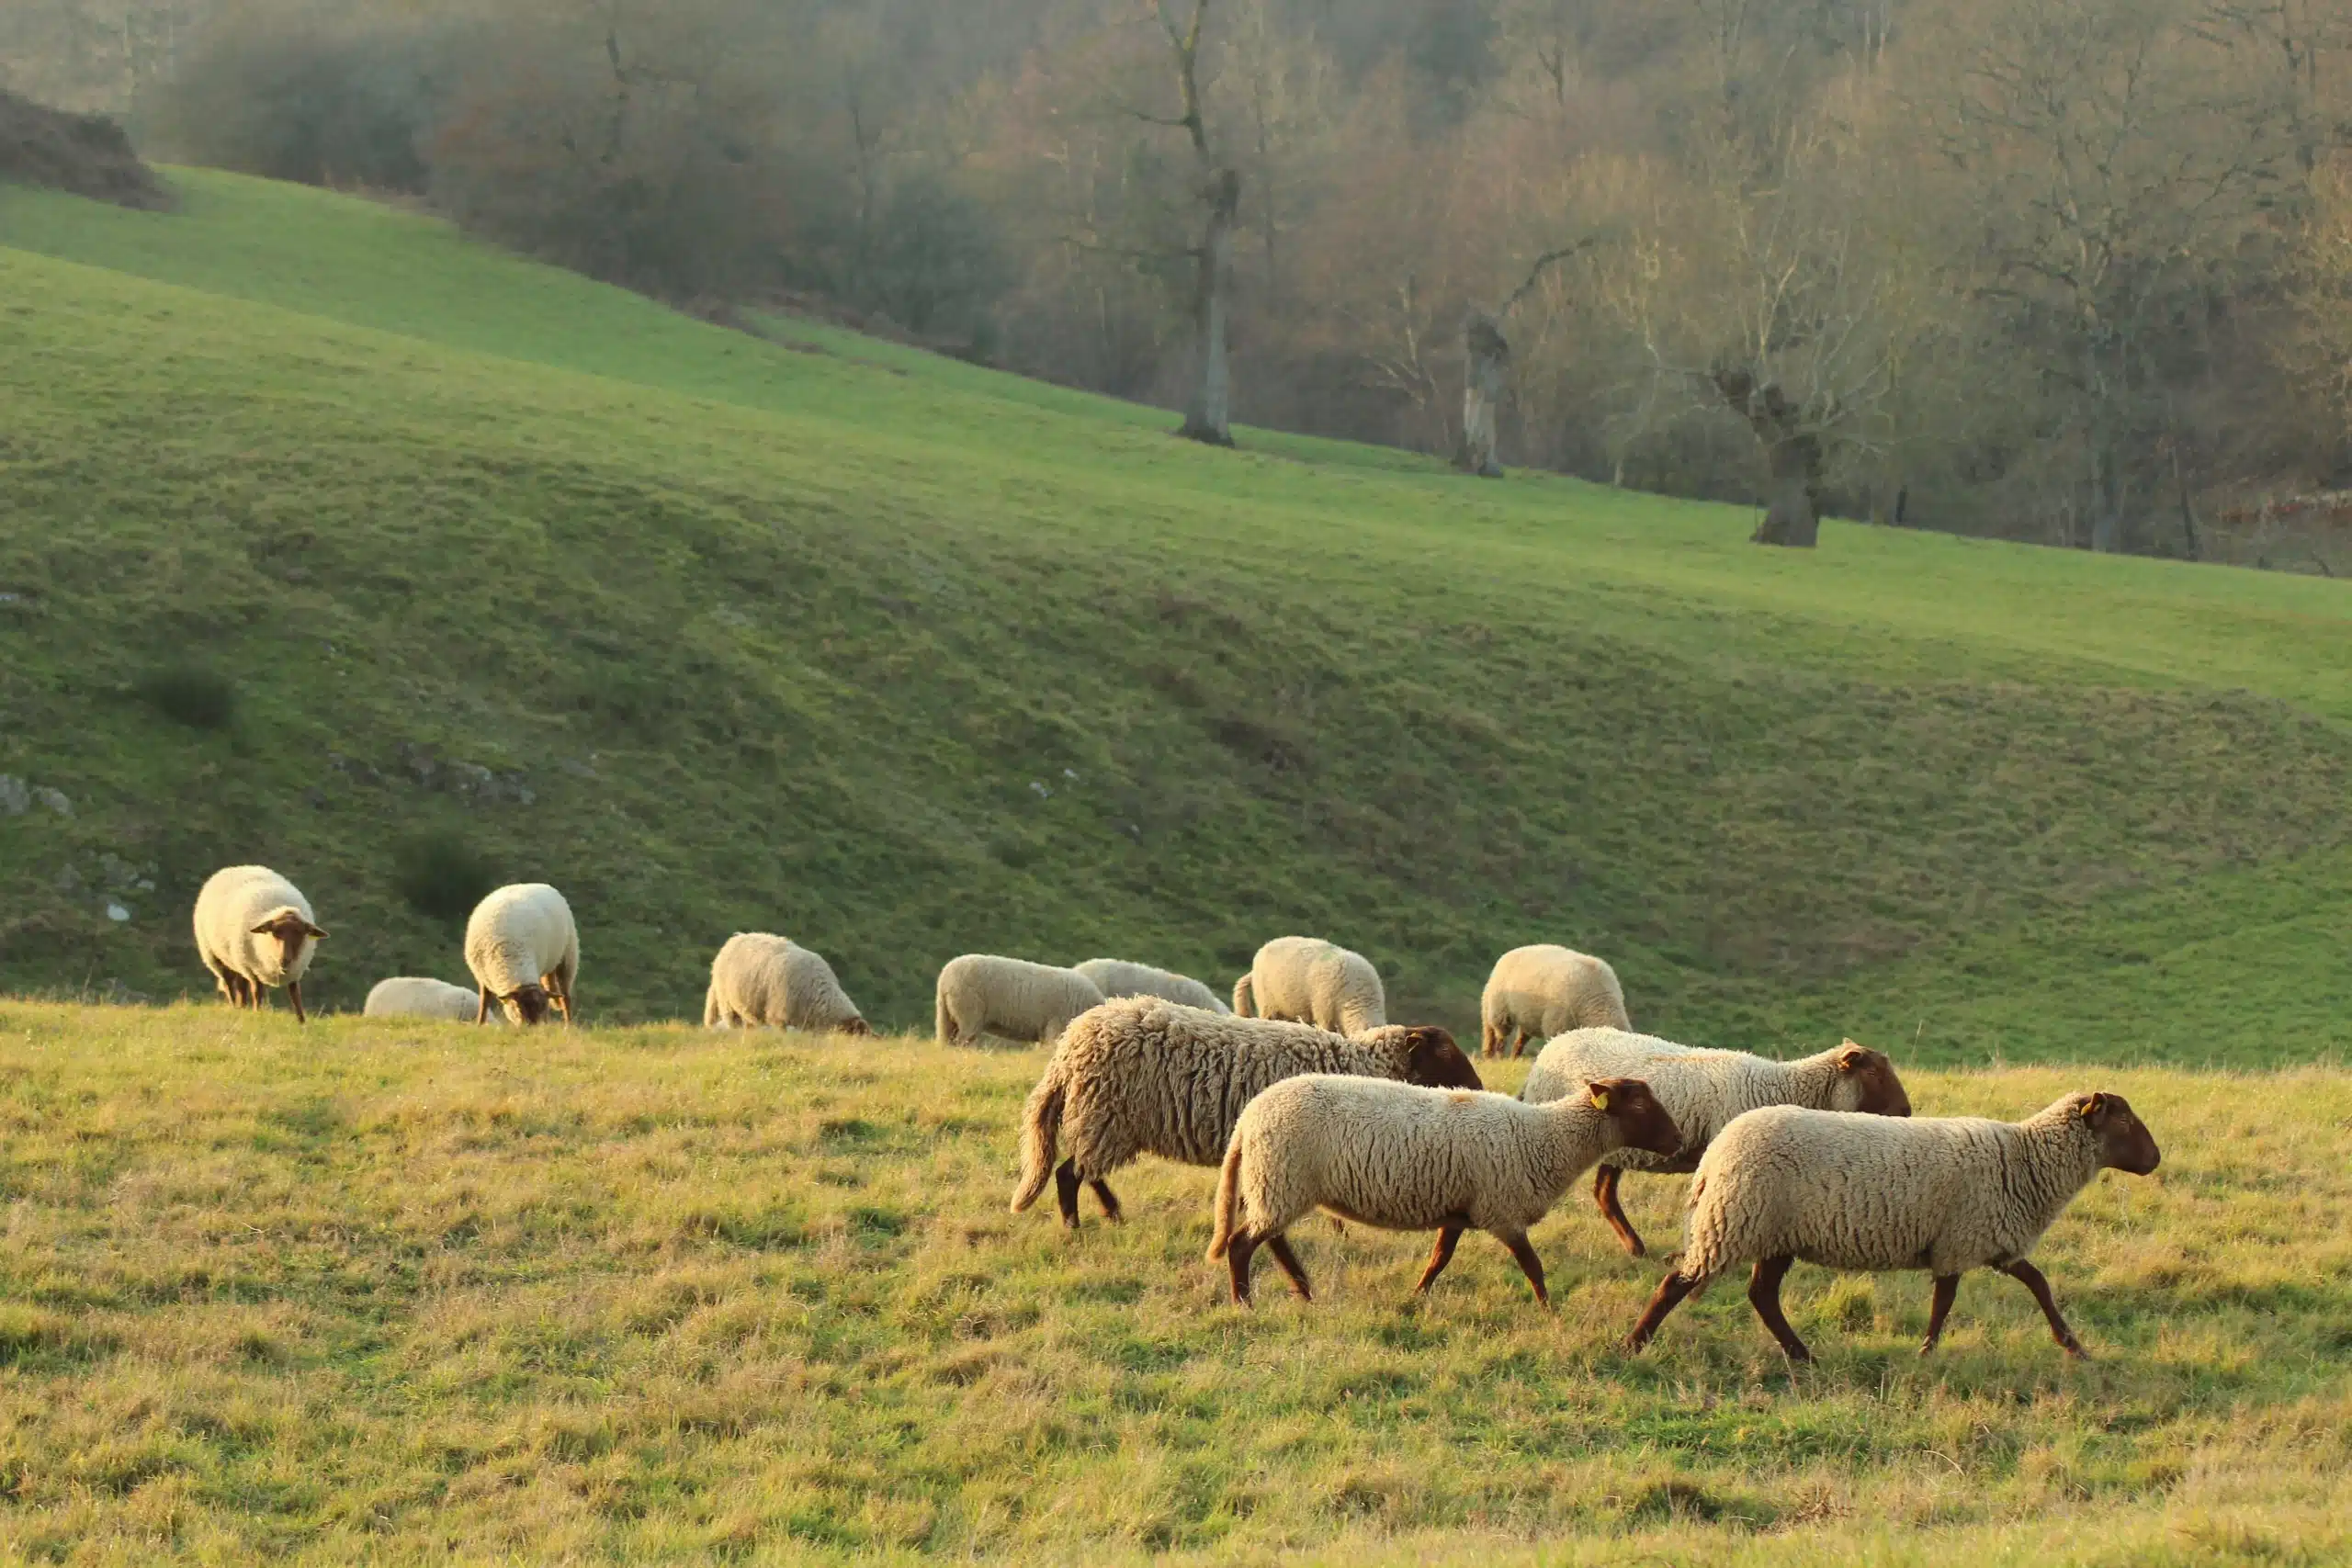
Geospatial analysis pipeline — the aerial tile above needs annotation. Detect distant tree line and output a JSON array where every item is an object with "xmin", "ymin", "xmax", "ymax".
[{"xmin": 8, "ymin": 0, "xmax": 2352, "ymax": 563}]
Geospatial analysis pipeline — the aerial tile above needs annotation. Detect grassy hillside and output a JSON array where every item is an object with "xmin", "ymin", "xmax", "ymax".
[
  {"xmin": 0, "ymin": 1003, "xmax": 2346, "ymax": 1564},
  {"xmin": 4, "ymin": 169, "xmax": 2352, "ymax": 1062}
]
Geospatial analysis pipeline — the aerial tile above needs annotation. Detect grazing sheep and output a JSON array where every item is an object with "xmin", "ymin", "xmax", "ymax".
[
  {"xmin": 1626, "ymin": 1092, "xmax": 2162, "ymax": 1362},
  {"xmin": 1208, "ymin": 1075, "xmax": 1680, "ymax": 1307},
  {"xmin": 1231, "ymin": 935, "xmax": 1385, "ymax": 1035},
  {"xmin": 1523, "ymin": 1029, "xmax": 1913, "ymax": 1257},
  {"xmin": 1011, "ymin": 997, "xmax": 1482, "ymax": 1229},
  {"xmin": 363, "ymin": 976, "xmax": 484, "ymax": 1022},
  {"xmin": 1075, "ymin": 957, "xmax": 1231, "ymax": 1014},
  {"xmin": 1480, "ymin": 944, "xmax": 1629, "ymax": 1057},
  {"xmin": 192, "ymin": 864, "xmax": 327, "ymax": 1022},
  {"xmin": 934, "ymin": 954, "xmax": 1103, "ymax": 1048},
  {"xmin": 703, "ymin": 932, "xmax": 870, "ymax": 1035},
  {"xmin": 463, "ymin": 883, "xmax": 579, "ymax": 1025}
]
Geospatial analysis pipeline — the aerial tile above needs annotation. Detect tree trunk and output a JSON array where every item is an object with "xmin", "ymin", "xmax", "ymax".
[
  {"xmin": 1455, "ymin": 311, "xmax": 1508, "ymax": 478},
  {"xmin": 1179, "ymin": 167, "xmax": 1240, "ymax": 447},
  {"xmin": 1713, "ymin": 368, "xmax": 1821, "ymax": 548}
]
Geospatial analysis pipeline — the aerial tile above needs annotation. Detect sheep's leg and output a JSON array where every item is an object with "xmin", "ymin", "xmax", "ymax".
[
  {"xmin": 1089, "ymin": 1179, "xmax": 1124, "ymax": 1223},
  {"xmin": 1226, "ymin": 1231, "xmax": 1259, "ymax": 1305},
  {"xmin": 287, "ymin": 979, "xmax": 308, "ymax": 1024},
  {"xmin": 546, "ymin": 972, "xmax": 573, "ymax": 1025},
  {"xmin": 1747, "ymin": 1256, "xmax": 1812, "ymax": 1363},
  {"xmin": 476, "ymin": 986, "xmax": 494, "ymax": 1024},
  {"xmin": 1499, "ymin": 1231, "xmax": 1551, "ymax": 1309},
  {"xmin": 1592, "ymin": 1166, "xmax": 1646, "ymax": 1258},
  {"xmin": 1626, "ymin": 1271, "xmax": 1697, "ymax": 1351},
  {"xmin": 1412, "ymin": 1224, "xmax": 1464, "ymax": 1294},
  {"xmin": 1053, "ymin": 1159, "xmax": 1082, "ymax": 1229},
  {"xmin": 1996, "ymin": 1259, "xmax": 2086, "ymax": 1359},
  {"xmin": 1510, "ymin": 1026, "xmax": 1532, "ymax": 1060},
  {"xmin": 1921, "ymin": 1273, "xmax": 1961, "ymax": 1354},
  {"xmin": 1263, "ymin": 1234, "xmax": 1313, "ymax": 1301}
]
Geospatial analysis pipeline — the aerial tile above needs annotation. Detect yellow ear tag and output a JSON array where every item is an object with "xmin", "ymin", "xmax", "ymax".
[{"xmin": 1589, "ymin": 1089, "xmax": 1610, "ymax": 1112}]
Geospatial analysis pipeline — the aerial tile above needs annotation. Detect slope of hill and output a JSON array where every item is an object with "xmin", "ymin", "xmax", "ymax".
[{"xmin": 4, "ymin": 169, "xmax": 2350, "ymax": 1061}]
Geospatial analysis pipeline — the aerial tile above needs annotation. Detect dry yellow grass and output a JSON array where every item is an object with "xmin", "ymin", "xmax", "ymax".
[{"xmin": 0, "ymin": 999, "xmax": 2346, "ymax": 1564}]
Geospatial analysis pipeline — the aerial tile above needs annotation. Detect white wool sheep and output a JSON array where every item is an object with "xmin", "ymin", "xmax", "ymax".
[
  {"xmin": 363, "ymin": 976, "xmax": 485, "ymax": 1022},
  {"xmin": 1206, "ymin": 1073, "xmax": 1681, "ymax": 1307},
  {"xmin": 463, "ymin": 883, "xmax": 579, "ymax": 1025},
  {"xmin": 1479, "ymin": 944, "xmax": 1629, "ymax": 1057},
  {"xmin": 934, "ymin": 954, "xmax": 1103, "ymax": 1048},
  {"xmin": 192, "ymin": 864, "xmax": 328, "ymax": 1022},
  {"xmin": 1074, "ymin": 957, "xmax": 1231, "ymax": 1014},
  {"xmin": 703, "ymin": 932, "xmax": 870, "ymax": 1035},
  {"xmin": 1011, "ymin": 997, "xmax": 1483, "ymax": 1228},
  {"xmin": 1522, "ymin": 1028, "xmax": 1913, "ymax": 1257},
  {"xmin": 1230, "ymin": 935, "xmax": 1385, "ymax": 1035},
  {"xmin": 1626, "ymin": 1092, "xmax": 2162, "ymax": 1362}
]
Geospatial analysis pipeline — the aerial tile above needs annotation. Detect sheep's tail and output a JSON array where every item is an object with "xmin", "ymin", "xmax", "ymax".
[
  {"xmin": 702, "ymin": 981, "xmax": 721, "ymax": 1029},
  {"xmin": 1206, "ymin": 1133, "xmax": 1246, "ymax": 1259},
  {"xmin": 1009, "ymin": 1061, "xmax": 1067, "ymax": 1213},
  {"xmin": 935, "ymin": 981, "xmax": 956, "ymax": 1047},
  {"xmin": 1232, "ymin": 973, "xmax": 1255, "ymax": 1017}
]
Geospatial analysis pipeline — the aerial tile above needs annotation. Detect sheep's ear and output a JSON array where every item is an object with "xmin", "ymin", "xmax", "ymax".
[
  {"xmin": 1588, "ymin": 1085, "xmax": 1611, "ymax": 1112},
  {"xmin": 2079, "ymin": 1092, "xmax": 2106, "ymax": 1121},
  {"xmin": 303, "ymin": 922, "xmax": 329, "ymax": 940},
  {"xmin": 1836, "ymin": 1039, "xmax": 1867, "ymax": 1067}
]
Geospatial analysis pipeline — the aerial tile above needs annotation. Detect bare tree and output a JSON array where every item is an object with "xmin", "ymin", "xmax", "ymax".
[{"xmin": 1149, "ymin": 0, "xmax": 1243, "ymax": 446}]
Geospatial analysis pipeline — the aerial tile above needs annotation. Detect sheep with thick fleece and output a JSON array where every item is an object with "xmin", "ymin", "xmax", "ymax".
[
  {"xmin": 193, "ymin": 864, "xmax": 328, "ymax": 1021},
  {"xmin": 1207, "ymin": 1074, "xmax": 1680, "ymax": 1307},
  {"xmin": 1075, "ymin": 957, "xmax": 1231, "ymax": 1014},
  {"xmin": 1012, "ymin": 997, "xmax": 1483, "ymax": 1228},
  {"xmin": 464, "ymin": 883, "xmax": 579, "ymax": 1025},
  {"xmin": 1230, "ymin": 935, "xmax": 1385, "ymax": 1035},
  {"xmin": 704, "ymin": 932, "xmax": 870, "ymax": 1034},
  {"xmin": 1522, "ymin": 1028, "xmax": 1912, "ymax": 1257},
  {"xmin": 364, "ymin": 976, "xmax": 484, "ymax": 1022},
  {"xmin": 1626, "ymin": 1092, "xmax": 2161, "ymax": 1362},
  {"xmin": 1480, "ymin": 944, "xmax": 1629, "ymax": 1057},
  {"xmin": 935, "ymin": 954, "xmax": 1103, "ymax": 1048}
]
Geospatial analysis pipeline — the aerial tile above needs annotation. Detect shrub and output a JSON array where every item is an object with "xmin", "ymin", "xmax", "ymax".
[
  {"xmin": 392, "ymin": 831, "xmax": 497, "ymax": 923},
  {"xmin": 132, "ymin": 664, "xmax": 236, "ymax": 730}
]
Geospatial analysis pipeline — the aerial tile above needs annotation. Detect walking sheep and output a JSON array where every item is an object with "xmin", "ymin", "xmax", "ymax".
[
  {"xmin": 1523, "ymin": 1029, "xmax": 1912, "ymax": 1257},
  {"xmin": 704, "ymin": 932, "xmax": 871, "ymax": 1034},
  {"xmin": 363, "ymin": 976, "xmax": 484, "ymax": 1022},
  {"xmin": 464, "ymin": 883, "xmax": 579, "ymax": 1025},
  {"xmin": 1625, "ymin": 1092, "xmax": 2161, "ymax": 1362},
  {"xmin": 1011, "ymin": 997, "xmax": 1482, "ymax": 1229},
  {"xmin": 1231, "ymin": 935, "xmax": 1385, "ymax": 1035},
  {"xmin": 1480, "ymin": 944, "xmax": 1629, "ymax": 1057},
  {"xmin": 1075, "ymin": 957, "xmax": 1231, "ymax": 1014},
  {"xmin": 1207, "ymin": 1075, "xmax": 1681, "ymax": 1308},
  {"xmin": 192, "ymin": 864, "xmax": 327, "ymax": 1022},
  {"xmin": 934, "ymin": 954, "xmax": 1103, "ymax": 1048}
]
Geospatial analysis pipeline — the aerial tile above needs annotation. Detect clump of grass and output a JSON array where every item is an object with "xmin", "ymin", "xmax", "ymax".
[
  {"xmin": 130, "ymin": 662, "xmax": 236, "ymax": 729},
  {"xmin": 390, "ymin": 830, "xmax": 496, "ymax": 922}
]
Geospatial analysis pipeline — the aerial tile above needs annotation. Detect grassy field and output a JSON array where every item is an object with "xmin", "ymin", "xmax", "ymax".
[
  {"xmin": 0, "ymin": 1000, "xmax": 2345, "ymax": 1564},
  {"xmin": 5, "ymin": 169, "xmax": 2352, "ymax": 1064}
]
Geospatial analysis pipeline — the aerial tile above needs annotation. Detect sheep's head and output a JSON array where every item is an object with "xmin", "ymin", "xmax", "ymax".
[
  {"xmin": 839, "ymin": 1017, "xmax": 874, "ymax": 1038},
  {"xmin": 500, "ymin": 983, "xmax": 554, "ymax": 1025},
  {"xmin": 1828, "ymin": 1039, "xmax": 1911, "ymax": 1117},
  {"xmin": 2076, "ymin": 1091, "xmax": 2161, "ymax": 1175},
  {"xmin": 248, "ymin": 908, "xmax": 327, "ymax": 967},
  {"xmin": 1587, "ymin": 1077, "xmax": 1680, "ymax": 1157},
  {"xmin": 1399, "ymin": 1025, "xmax": 1482, "ymax": 1091}
]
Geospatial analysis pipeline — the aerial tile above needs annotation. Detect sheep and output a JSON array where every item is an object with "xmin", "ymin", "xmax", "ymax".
[
  {"xmin": 1625, "ymin": 1092, "xmax": 2162, "ymax": 1362},
  {"xmin": 1479, "ymin": 944, "xmax": 1629, "ymax": 1057},
  {"xmin": 1230, "ymin": 935, "xmax": 1385, "ymax": 1035},
  {"xmin": 1207, "ymin": 1074, "xmax": 1681, "ymax": 1308},
  {"xmin": 703, "ymin": 932, "xmax": 870, "ymax": 1035},
  {"xmin": 463, "ymin": 883, "xmax": 579, "ymax": 1025},
  {"xmin": 192, "ymin": 864, "xmax": 327, "ymax": 1022},
  {"xmin": 363, "ymin": 976, "xmax": 485, "ymax": 1022},
  {"xmin": 1074, "ymin": 957, "xmax": 1231, "ymax": 1014},
  {"xmin": 1011, "ymin": 997, "xmax": 1483, "ymax": 1229},
  {"xmin": 1522, "ymin": 1029, "xmax": 1913, "ymax": 1258},
  {"xmin": 934, "ymin": 954, "xmax": 1103, "ymax": 1048}
]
